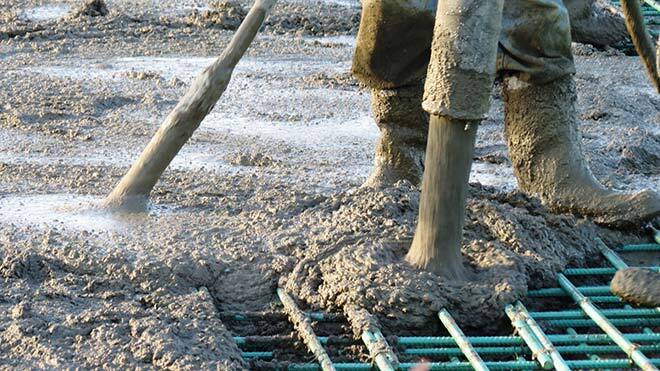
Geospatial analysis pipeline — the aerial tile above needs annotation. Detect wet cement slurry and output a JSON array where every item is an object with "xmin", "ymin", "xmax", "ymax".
[{"xmin": 0, "ymin": 0, "xmax": 659, "ymax": 368}]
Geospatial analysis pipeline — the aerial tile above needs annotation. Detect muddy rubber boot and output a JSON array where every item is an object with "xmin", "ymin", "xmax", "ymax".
[
  {"xmin": 564, "ymin": 0, "xmax": 629, "ymax": 47},
  {"xmin": 364, "ymin": 83, "xmax": 428, "ymax": 188},
  {"xmin": 611, "ymin": 267, "xmax": 660, "ymax": 307},
  {"xmin": 504, "ymin": 75, "xmax": 660, "ymax": 227}
]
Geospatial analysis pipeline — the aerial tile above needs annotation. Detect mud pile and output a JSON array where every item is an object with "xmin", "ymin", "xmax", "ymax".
[
  {"xmin": 280, "ymin": 182, "xmax": 626, "ymax": 333},
  {"xmin": 0, "ymin": 230, "xmax": 245, "ymax": 369},
  {"xmin": 185, "ymin": 1, "xmax": 247, "ymax": 30},
  {"xmin": 1, "ymin": 0, "xmax": 359, "ymax": 47},
  {"xmin": 69, "ymin": 0, "xmax": 109, "ymax": 18},
  {"xmin": 618, "ymin": 134, "xmax": 660, "ymax": 176},
  {"xmin": 265, "ymin": 3, "xmax": 360, "ymax": 36},
  {"xmin": 183, "ymin": 1, "xmax": 361, "ymax": 36}
]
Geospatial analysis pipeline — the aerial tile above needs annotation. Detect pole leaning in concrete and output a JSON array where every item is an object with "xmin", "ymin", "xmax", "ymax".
[
  {"xmin": 277, "ymin": 289, "xmax": 336, "ymax": 371},
  {"xmin": 620, "ymin": 0, "xmax": 660, "ymax": 92},
  {"xmin": 104, "ymin": 0, "xmax": 277, "ymax": 210}
]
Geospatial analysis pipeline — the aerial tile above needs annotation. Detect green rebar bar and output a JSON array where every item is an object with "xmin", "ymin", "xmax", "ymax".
[
  {"xmin": 396, "ymin": 333, "xmax": 660, "ymax": 347},
  {"xmin": 590, "ymin": 295, "xmax": 623, "ymax": 303},
  {"xmin": 347, "ymin": 306, "xmax": 399, "ymax": 371},
  {"xmin": 289, "ymin": 364, "xmax": 370, "ymax": 371},
  {"xmin": 544, "ymin": 317, "xmax": 660, "ymax": 328},
  {"xmin": 235, "ymin": 335, "xmax": 354, "ymax": 347},
  {"xmin": 235, "ymin": 332, "xmax": 660, "ymax": 348},
  {"xmin": 472, "ymin": 360, "xmax": 538, "ymax": 370},
  {"xmin": 361, "ymin": 329, "xmax": 398, "ymax": 371},
  {"xmin": 557, "ymin": 273, "xmax": 658, "ymax": 370},
  {"xmin": 505, "ymin": 304, "xmax": 553, "ymax": 369},
  {"xmin": 288, "ymin": 359, "xmax": 660, "ymax": 370},
  {"xmin": 437, "ymin": 309, "xmax": 489, "ymax": 371},
  {"xmin": 528, "ymin": 285, "xmax": 611, "ymax": 297},
  {"xmin": 221, "ymin": 311, "xmax": 344, "ymax": 322},
  {"xmin": 564, "ymin": 265, "xmax": 659, "ymax": 276},
  {"xmin": 234, "ymin": 335, "xmax": 293, "ymax": 347},
  {"xmin": 242, "ymin": 351, "xmax": 273, "ymax": 358},
  {"xmin": 220, "ymin": 311, "xmax": 283, "ymax": 321},
  {"xmin": 567, "ymin": 327, "xmax": 604, "ymax": 363},
  {"xmin": 568, "ymin": 359, "xmax": 660, "ymax": 370},
  {"xmin": 524, "ymin": 293, "xmax": 622, "ymax": 303},
  {"xmin": 403, "ymin": 343, "xmax": 660, "ymax": 356},
  {"xmin": 530, "ymin": 308, "xmax": 659, "ymax": 319},
  {"xmin": 514, "ymin": 302, "xmax": 569, "ymax": 371},
  {"xmin": 617, "ymin": 244, "xmax": 660, "ymax": 252},
  {"xmin": 563, "ymin": 267, "xmax": 617, "ymax": 275}
]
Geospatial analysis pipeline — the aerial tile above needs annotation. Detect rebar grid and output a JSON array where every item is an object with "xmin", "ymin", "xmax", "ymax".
[{"xmin": 232, "ymin": 240, "xmax": 659, "ymax": 370}]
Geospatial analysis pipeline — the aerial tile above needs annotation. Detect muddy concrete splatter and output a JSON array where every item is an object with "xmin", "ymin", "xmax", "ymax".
[
  {"xmin": 0, "ymin": 229, "xmax": 246, "ymax": 369},
  {"xmin": 0, "ymin": 0, "xmax": 658, "ymax": 368},
  {"xmin": 279, "ymin": 183, "xmax": 639, "ymax": 334}
]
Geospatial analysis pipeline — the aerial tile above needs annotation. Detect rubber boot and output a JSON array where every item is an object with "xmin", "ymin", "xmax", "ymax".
[
  {"xmin": 564, "ymin": 0, "xmax": 629, "ymax": 47},
  {"xmin": 363, "ymin": 83, "xmax": 428, "ymax": 188},
  {"xmin": 611, "ymin": 268, "xmax": 660, "ymax": 307},
  {"xmin": 503, "ymin": 74, "xmax": 660, "ymax": 227}
]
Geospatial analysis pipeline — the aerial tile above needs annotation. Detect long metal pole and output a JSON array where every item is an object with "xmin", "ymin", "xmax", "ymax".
[
  {"xmin": 530, "ymin": 308, "xmax": 659, "ymax": 319},
  {"xmin": 360, "ymin": 329, "xmax": 398, "ymax": 371},
  {"xmin": 514, "ymin": 302, "xmax": 570, "ymax": 371},
  {"xmin": 528, "ymin": 286, "xmax": 611, "ymax": 297},
  {"xmin": 617, "ymin": 244, "xmax": 660, "ymax": 252},
  {"xmin": 344, "ymin": 305, "xmax": 399, "ymax": 371},
  {"xmin": 403, "ymin": 343, "xmax": 660, "ymax": 356},
  {"xmin": 277, "ymin": 289, "xmax": 336, "ymax": 371},
  {"xmin": 505, "ymin": 304, "xmax": 553, "ymax": 369},
  {"xmin": 438, "ymin": 309, "xmax": 489, "ymax": 371},
  {"xmin": 104, "ymin": 0, "xmax": 278, "ymax": 209},
  {"xmin": 544, "ymin": 318, "xmax": 660, "ymax": 328},
  {"xmin": 595, "ymin": 238, "xmax": 629, "ymax": 269}
]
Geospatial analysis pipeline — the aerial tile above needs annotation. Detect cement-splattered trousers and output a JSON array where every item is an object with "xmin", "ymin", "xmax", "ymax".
[{"xmin": 352, "ymin": 0, "xmax": 576, "ymax": 92}]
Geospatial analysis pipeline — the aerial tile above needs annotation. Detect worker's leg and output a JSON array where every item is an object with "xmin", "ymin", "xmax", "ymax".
[
  {"xmin": 352, "ymin": 0, "xmax": 435, "ymax": 187},
  {"xmin": 504, "ymin": 75, "xmax": 660, "ymax": 226},
  {"xmin": 406, "ymin": 0, "xmax": 504, "ymax": 279},
  {"xmin": 365, "ymin": 85, "xmax": 428, "ymax": 187},
  {"xmin": 499, "ymin": 0, "xmax": 660, "ymax": 227}
]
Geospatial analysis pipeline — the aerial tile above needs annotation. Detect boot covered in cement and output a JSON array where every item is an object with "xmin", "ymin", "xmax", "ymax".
[
  {"xmin": 611, "ymin": 267, "xmax": 660, "ymax": 307},
  {"xmin": 564, "ymin": 0, "xmax": 629, "ymax": 47},
  {"xmin": 364, "ymin": 83, "xmax": 428, "ymax": 188},
  {"xmin": 504, "ymin": 75, "xmax": 660, "ymax": 227}
]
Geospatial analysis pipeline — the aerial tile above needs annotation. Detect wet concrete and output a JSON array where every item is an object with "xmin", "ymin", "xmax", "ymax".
[
  {"xmin": 0, "ymin": 194, "xmax": 121, "ymax": 231},
  {"xmin": 18, "ymin": 4, "xmax": 72, "ymax": 22},
  {"xmin": 0, "ymin": 0, "xmax": 658, "ymax": 368}
]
